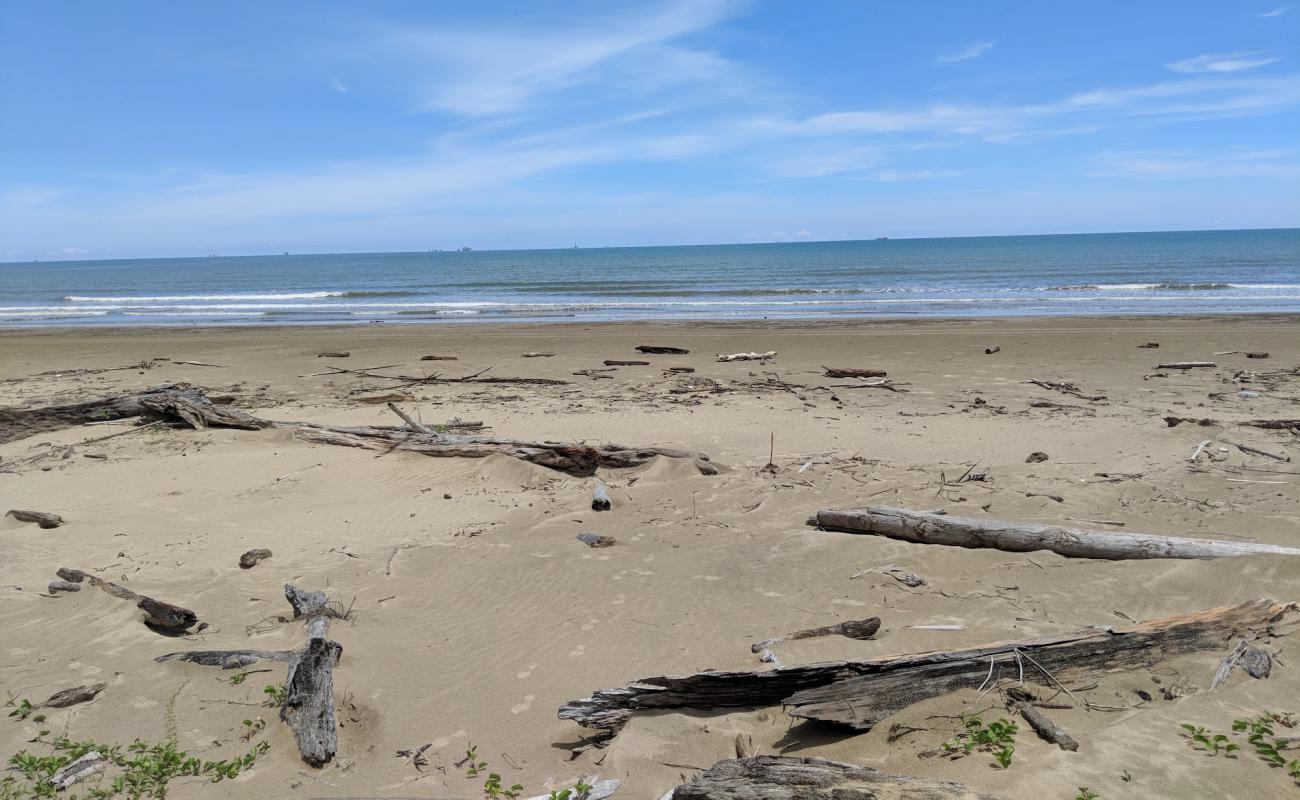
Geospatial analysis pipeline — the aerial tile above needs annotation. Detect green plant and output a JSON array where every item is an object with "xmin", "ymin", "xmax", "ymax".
[
  {"xmin": 1074, "ymin": 788, "xmax": 1100, "ymax": 800},
  {"xmin": 261, "ymin": 684, "xmax": 286, "ymax": 708},
  {"xmin": 483, "ymin": 772, "xmax": 523, "ymax": 799},
  {"xmin": 1180, "ymin": 723, "xmax": 1239, "ymax": 756},
  {"xmin": 240, "ymin": 718, "xmax": 265, "ymax": 742},
  {"xmin": 6, "ymin": 699, "xmax": 34, "ymax": 721},
  {"xmin": 463, "ymin": 745, "xmax": 487, "ymax": 778},
  {"xmin": 943, "ymin": 717, "xmax": 1018, "ymax": 768},
  {"xmin": 224, "ymin": 673, "xmax": 249, "ymax": 686},
  {"xmin": 1233, "ymin": 712, "xmax": 1300, "ymax": 785},
  {"xmin": 547, "ymin": 780, "xmax": 594, "ymax": 800}
]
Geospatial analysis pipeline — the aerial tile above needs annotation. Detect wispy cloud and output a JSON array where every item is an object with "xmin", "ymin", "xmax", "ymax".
[
  {"xmin": 1258, "ymin": 5, "xmax": 1292, "ymax": 17},
  {"xmin": 1167, "ymin": 52, "xmax": 1280, "ymax": 74},
  {"xmin": 329, "ymin": 78, "xmax": 349, "ymax": 93},
  {"xmin": 1088, "ymin": 147, "xmax": 1300, "ymax": 179},
  {"xmin": 936, "ymin": 41, "xmax": 994, "ymax": 65}
]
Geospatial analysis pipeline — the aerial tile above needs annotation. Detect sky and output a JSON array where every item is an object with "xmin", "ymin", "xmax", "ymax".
[{"xmin": 1, "ymin": 1, "xmax": 1298, "ymax": 260}]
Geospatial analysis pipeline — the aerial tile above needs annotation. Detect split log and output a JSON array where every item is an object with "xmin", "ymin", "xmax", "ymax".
[
  {"xmin": 1010, "ymin": 695, "xmax": 1078, "ymax": 751},
  {"xmin": 751, "ymin": 617, "xmax": 880, "ymax": 653},
  {"xmin": 559, "ymin": 600, "xmax": 1293, "ymax": 736},
  {"xmin": 6, "ymin": 509, "xmax": 63, "ymax": 529},
  {"xmin": 293, "ymin": 424, "xmax": 718, "ymax": 477},
  {"xmin": 281, "ymin": 583, "xmax": 341, "ymax": 767},
  {"xmin": 717, "ymin": 351, "xmax": 776, "ymax": 362},
  {"xmin": 40, "ymin": 683, "xmax": 106, "ymax": 708},
  {"xmin": 0, "ymin": 385, "xmax": 264, "ymax": 444},
  {"xmin": 592, "ymin": 484, "xmax": 612, "ymax": 511},
  {"xmin": 822, "ymin": 367, "xmax": 886, "ymax": 379},
  {"xmin": 239, "ymin": 548, "xmax": 273, "ymax": 569},
  {"xmin": 667, "ymin": 756, "xmax": 1002, "ymax": 800},
  {"xmin": 810, "ymin": 506, "xmax": 1300, "ymax": 560},
  {"xmin": 636, "ymin": 346, "xmax": 689, "ymax": 354},
  {"xmin": 604, "ymin": 360, "xmax": 650, "ymax": 366},
  {"xmin": 55, "ymin": 568, "xmax": 198, "ymax": 632},
  {"xmin": 156, "ymin": 650, "xmax": 297, "ymax": 668},
  {"xmin": 1157, "ymin": 361, "xmax": 1215, "ymax": 369}
]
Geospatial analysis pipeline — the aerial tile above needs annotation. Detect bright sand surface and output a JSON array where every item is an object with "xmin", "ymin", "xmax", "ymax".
[{"xmin": 2, "ymin": 315, "xmax": 1298, "ymax": 798}]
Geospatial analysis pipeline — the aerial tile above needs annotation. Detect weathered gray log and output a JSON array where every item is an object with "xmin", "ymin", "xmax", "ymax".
[
  {"xmin": 48, "ymin": 580, "xmax": 81, "ymax": 593},
  {"xmin": 751, "ymin": 617, "xmax": 880, "ymax": 653},
  {"xmin": 281, "ymin": 583, "xmax": 340, "ymax": 767},
  {"xmin": 55, "ymin": 568, "xmax": 198, "ymax": 632},
  {"xmin": 637, "ymin": 346, "xmax": 689, "ymax": 354},
  {"xmin": 135, "ymin": 390, "xmax": 268, "ymax": 431},
  {"xmin": 1157, "ymin": 361, "xmax": 1215, "ymax": 369},
  {"xmin": 0, "ymin": 384, "xmax": 193, "ymax": 443},
  {"xmin": 6, "ymin": 509, "xmax": 63, "ymax": 528},
  {"xmin": 239, "ymin": 548, "xmax": 273, "ymax": 569},
  {"xmin": 821, "ymin": 367, "xmax": 886, "ymax": 379},
  {"xmin": 156, "ymin": 649, "xmax": 297, "ymax": 668},
  {"xmin": 40, "ymin": 683, "xmax": 106, "ymax": 708},
  {"xmin": 386, "ymin": 402, "xmax": 432, "ymax": 433},
  {"xmin": 293, "ymin": 424, "xmax": 718, "ymax": 477},
  {"xmin": 1012, "ymin": 699, "xmax": 1078, "ymax": 751},
  {"xmin": 559, "ymin": 600, "xmax": 1293, "ymax": 736},
  {"xmin": 50, "ymin": 752, "xmax": 107, "ymax": 792},
  {"xmin": 668, "ymin": 756, "xmax": 1002, "ymax": 800},
  {"xmin": 604, "ymin": 360, "xmax": 650, "ymax": 366},
  {"xmin": 592, "ymin": 484, "xmax": 612, "ymax": 511},
  {"xmin": 811, "ymin": 506, "xmax": 1300, "ymax": 560}
]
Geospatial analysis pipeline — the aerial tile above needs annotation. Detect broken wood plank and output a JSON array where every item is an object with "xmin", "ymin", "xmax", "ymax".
[
  {"xmin": 6, "ymin": 509, "xmax": 63, "ymax": 529},
  {"xmin": 810, "ymin": 506, "xmax": 1300, "ymax": 559},
  {"xmin": 293, "ymin": 424, "xmax": 717, "ymax": 477},
  {"xmin": 636, "ymin": 346, "xmax": 689, "ymax": 354},
  {"xmin": 559, "ymin": 600, "xmax": 1293, "ymax": 737},
  {"xmin": 668, "ymin": 756, "xmax": 1002, "ymax": 800},
  {"xmin": 521, "ymin": 352, "xmax": 555, "ymax": 358},
  {"xmin": 55, "ymin": 567, "xmax": 198, "ymax": 632},
  {"xmin": 751, "ymin": 617, "xmax": 880, "ymax": 653},
  {"xmin": 420, "ymin": 355, "xmax": 458, "ymax": 361},
  {"xmin": 822, "ymin": 367, "xmax": 886, "ymax": 379}
]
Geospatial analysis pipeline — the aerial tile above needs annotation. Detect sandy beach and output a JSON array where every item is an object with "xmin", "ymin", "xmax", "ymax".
[{"xmin": 2, "ymin": 314, "xmax": 1299, "ymax": 799}]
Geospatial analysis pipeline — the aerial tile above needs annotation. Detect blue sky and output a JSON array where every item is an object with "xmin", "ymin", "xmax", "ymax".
[{"xmin": 1, "ymin": 1, "xmax": 1297, "ymax": 260}]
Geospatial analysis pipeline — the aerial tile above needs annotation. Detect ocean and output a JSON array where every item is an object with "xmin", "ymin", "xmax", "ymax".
[{"xmin": 1, "ymin": 229, "xmax": 1297, "ymax": 327}]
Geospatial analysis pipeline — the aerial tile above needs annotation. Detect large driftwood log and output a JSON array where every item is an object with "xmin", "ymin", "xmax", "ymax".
[
  {"xmin": 559, "ymin": 600, "xmax": 1293, "ymax": 736},
  {"xmin": 0, "ymin": 385, "xmax": 265, "ymax": 444},
  {"xmin": 281, "ymin": 583, "xmax": 340, "ymax": 767},
  {"xmin": 668, "ymin": 756, "xmax": 1002, "ymax": 800},
  {"xmin": 293, "ymin": 424, "xmax": 718, "ymax": 477},
  {"xmin": 56, "ymin": 568, "xmax": 198, "ymax": 632},
  {"xmin": 811, "ymin": 506, "xmax": 1300, "ymax": 560}
]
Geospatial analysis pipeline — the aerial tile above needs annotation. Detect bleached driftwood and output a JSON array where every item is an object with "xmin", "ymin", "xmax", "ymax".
[
  {"xmin": 293, "ymin": 424, "xmax": 718, "ymax": 477},
  {"xmin": 751, "ymin": 617, "xmax": 880, "ymax": 653},
  {"xmin": 55, "ymin": 568, "xmax": 198, "ymax": 632},
  {"xmin": 821, "ymin": 367, "xmax": 886, "ymax": 379},
  {"xmin": 810, "ymin": 506, "xmax": 1300, "ymax": 560},
  {"xmin": 50, "ymin": 752, "xmax": 107, "ymax": 792},
  {"xmin": 667, "ymin": 756, "xmax": 1001, "ymax": 800},
  {"xmin": 386, "ymin": 402, "xmax": 432, "ymax": 433},
  {"xmin": 559, "ymin": 600, "xmax": 1293, "ymax": 736},
  {"xmin": 717, "ymin": 351, "xmax": 776, "ymax": 362},
  {"xmin": 281, "ymin": 583, "xmax": 341, "ymax": 767}
]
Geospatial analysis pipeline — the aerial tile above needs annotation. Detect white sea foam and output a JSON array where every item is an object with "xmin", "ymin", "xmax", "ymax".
[{"xmin": 63, "ymin": 291, "xmax": 348, "ymax": 302}]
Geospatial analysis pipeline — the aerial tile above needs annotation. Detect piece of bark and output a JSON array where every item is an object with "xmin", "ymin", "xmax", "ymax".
[
  {"xmin": 294, "ymin": 424, "xmax": 718, "ymax": 477},
  {"xmin": 55, "ymin": 567, "xmax": 198, "ymax": 632},
  {"xmin": 985, "ymin": 346, "xmax": 1000, "ymax": 354},
  {"xmin": 578, "ymin": 533, "xmax": 615, "ymax": 548},
  {"xmin": 559, "ymin": 600, "xmax": 1293, "ymax": 736},
  {"xmin": 751, "ymin": 617, "xmax": 880, "ymax": 653},
  {"xmin": 636, "ymin": 346, "xmax": 689, "ymax": 354},
  {"xmin": 668, "ymin": 756, "xmax": 1002, "ymax": 800},
  {"xmin": 1157, "ymin": 361, "xmax": 1216, "ymax": 369},
  {"xmin": 522, "ymin": 352, "xmax": 555, "ymax": 358},
  {"xmin": 1243, "ymin": 648, "xmax": 1272, "ymax": 679},
  {"xmin": 50, "ymin": 752, "xmax": 107, "ymax": 791},
  {"xmin": 6, "ymin": 509, "xmax": 63, "ymax": 528},
  {"xmin": 822, "ymin": 367, "xmax": 887, "ymax": 379},
  {"xmin": 420, "ymin": 355, "xmax": 458, "ymax": 361},
  {"xmin": 811, "ymin": 506, "xmax": 1300, "ymax": 560},
  {"xmin": 386, "ymin": 402, "xmax": 432, "ymax": 434},
  {"xmin": 1012, "ymin": 699, "xmax": 1078, "ymax": 751},
  {"xmin": 604, "ymin": 360, "xmax": 650, "ymax": 366},
  {"xmin": 717, "ymin": 351, "xmax": 776, "ymax": 362},
  {"xmin": 156, "ymin": 649, "xmax": 298, "ymax": 668},
  {"xmin": 40, "ymin": 683, "xmax": 107, "ymax": 708},
  {"xmin": 317, "ymin": 352, "xmax": 350, "ymax": 358},
  {"xmin": 239, "ymin": 548, "xmax": 273, "ymax": 569},
  {"xmin": 48, "ymin": 580, "xmax": 81, "ymax": 593},
  {"xmin": 592, "ymin": 484, "xmax": 612, "ymax": 511}
]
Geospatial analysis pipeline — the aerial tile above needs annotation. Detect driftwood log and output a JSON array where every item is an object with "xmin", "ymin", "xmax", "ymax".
[
  {"xmin": 293, "ymin": 424, "xmax": 717, "ymax": 477},
  {"xmin": 40, "ymin": 683, "xmax": 106, "ymax": 709},
  {"xmin": 811, "ymin": 506, "xmax": 1300, "ymax": 559},
  {"xmin": 821, "ymin": 367, "xmax": 886, "ymax": 379},
  {"xmin": 6, "ymin": 509, "xmax": 63, "ymax": 528},
  {"xmin": 717, "ymin": 351, "xmax": 776, "ymax": 362},
  {"xmin": 1157, "ymin": 361, "xmax": 1215, "ymax": 369},
  {"xmin": 239, "ymin": 548, "xmax": 273, "ymax": 569},
  {"xmin": 604, "ymin": 360, "xmax": 650, "ymax": 366},
  {"xmin": 56, "ymin": 568, "xmax": 197, "ymax": 632},
  {"xmin": 559, "ymin": 600, "xmax": 1292, "ymax": 737},
  {"xmin": 156, "ymin": 649, "xmax": 297, "ymax": 668},
  {"xmin": 1009, "ymin": 694, "xmax": 1078, "ymax": 751},
  {"xmin": 592, "ymin": 484, "xmax": 612, "ymax": 511},
  {"xmin": 668, "ymin": 756, "xmax": 1002, "ymax": 800},
  {"xmin": 751, "ymin": 617, "xmax": 880, "ymax": 653},
  {"xmin": 0, "ymin": 385, "xmax": 264, "ymax": 444},
  {"xmin": 636, "ymin": 346, "xmax": 689, "ymax": 354}
]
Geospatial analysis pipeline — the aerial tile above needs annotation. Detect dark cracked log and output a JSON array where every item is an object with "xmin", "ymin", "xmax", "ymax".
[
  {"xmin": 810, "ymin": 506, "xmax": 1300, "ymax": 559},
  {"xmin": 559, "ymin": 600, "xmax": 1293, "ymax": 737},
  {"xmin": 668, "ymin": 756, "xmax": 1003, "ymax": 800},
  {"xmin": 293, "ymin": 423, "xmax": 718, "ymax": 477},
  {"xmin": 55, "ymin": 567, "xmax": 198, "ymax": 632},
  {"xmin": 0, "ymin": 385, "xmax": 266, "ymax": 444}
]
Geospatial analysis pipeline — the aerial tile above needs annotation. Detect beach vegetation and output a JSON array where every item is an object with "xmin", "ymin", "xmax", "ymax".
[
  {"xmin": 1179, "ymin": 723, "xmax": 1238, "ymax": 756},
  {"xmin": 943, "ymin": 717, "xmax": 1018, "ymax": 768}
]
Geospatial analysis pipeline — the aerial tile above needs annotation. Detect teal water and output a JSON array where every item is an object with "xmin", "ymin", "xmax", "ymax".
[{"xmin": 1, "ymin": 229, "xmax": 1297, "ymax": 326}]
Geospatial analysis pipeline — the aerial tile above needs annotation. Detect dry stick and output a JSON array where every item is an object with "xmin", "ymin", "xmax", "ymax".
[
  {"xmin": 810, "ymin": 506, "xmax": 1300, "ymax": 559},
  {"xmin": 1011, "ymin": 697, "xmax": 1079, "ymax": 751},
  {"xmin": 386, "ymin": 402, "xmax": 432, "ymax": 434},
  {"xmin": 171, "ymin": 360, "xmax": 226, "ymax": 368},
  {"xmin": 1221, "ymin": 439, "xmax": 1290, "ymax": 463},
  {"xmin": 750, "ymin": 617, "xmax": 881, "ymax": 653}
]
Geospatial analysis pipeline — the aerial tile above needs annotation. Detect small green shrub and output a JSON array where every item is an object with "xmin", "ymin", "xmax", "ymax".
[{"xmin": 943, "ymin": 717, "xmax": 1018, "ymax": 768}]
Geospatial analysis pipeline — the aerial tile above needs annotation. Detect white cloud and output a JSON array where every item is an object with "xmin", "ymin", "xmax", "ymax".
[
  {"xmin": 1258, "ymin": 5, "xmax": 1292, "ymax": 17},
  {"xmin": 1088, "ymin": 148, "xmax": 1300, "ymax": 179},
  {"xmin": 936, "ymin": 41, "xmax": 994, "ymax": 65},
  {"xmin": 1167, "ymin": 52, "xmax": 1280, "ymax": 74}
]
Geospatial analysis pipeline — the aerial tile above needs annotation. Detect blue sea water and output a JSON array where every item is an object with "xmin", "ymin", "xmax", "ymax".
[{"xmin": 1, "ymin": 229, "xmax": 1297, "ymax": 327}]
